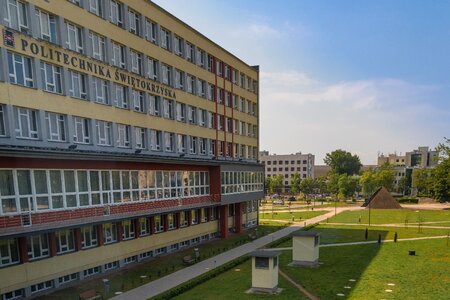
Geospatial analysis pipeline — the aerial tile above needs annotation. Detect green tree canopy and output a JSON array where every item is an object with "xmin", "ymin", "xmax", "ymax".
[
  {"xmin": 338, "ymin": 174, "xmax": 359, "ymax": 199},
  {"xmin": 271, "ymin": 174, "xmax": 284, "ymax": 194},
  {"xmin": 432, "ymin": 138, "xmax": 450, "ymax": 201},
  {"xmin": 324, "ymin": 149, "xmax": 362, "ymax": 175},
  {"xmin": 265, "ymin": 176, "xmax": 273, "ymax": 194},
  {"xmin": 300, "ymin": 177, "xmax": 315, "ymax": 197},
  {"xmin": 290, "ymin": 172, "xmax": 301, "ymax": 194}
]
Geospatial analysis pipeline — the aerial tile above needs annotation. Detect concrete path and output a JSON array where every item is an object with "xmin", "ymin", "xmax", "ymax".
[
  {"xmin": 279, "ymin": 269, "xmax": 319, "ymax": 300},
  {"xmin": 326, "ymin": 222, "xmax": 450, "ymax": 230},
  {"xmin": 113, "ymin": 206, "xmax": 361, "ymax": 300},
  {"xmin": 267, "ymin": 235, "xmax": 449, "ymax": 252}
]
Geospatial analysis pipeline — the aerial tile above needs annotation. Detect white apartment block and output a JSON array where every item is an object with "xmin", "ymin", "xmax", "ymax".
[{"xmin": 259, "ymin": 151, "xmax": 315, "ymax": 187}]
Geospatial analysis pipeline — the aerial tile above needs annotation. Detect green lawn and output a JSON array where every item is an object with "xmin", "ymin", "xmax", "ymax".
[
  {"xmin": 170, "ymin": 259, "xmax": 308, "ymax": 300},
  {"xmin": 259, "ymin": 210, "xmax": 328, "ymax": 221},
  {"xmin": 168, "ymin": 222, "xmax": 450, "ymax": 300},
  {"xmin": 328, "ymin": 209, "xmax": 450, "ymax": 225}
]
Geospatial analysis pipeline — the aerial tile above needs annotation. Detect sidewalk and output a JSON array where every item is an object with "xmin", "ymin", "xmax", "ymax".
[{"xmin": 113, "ymin": 207, "xmax": 359, "ymax": 299}]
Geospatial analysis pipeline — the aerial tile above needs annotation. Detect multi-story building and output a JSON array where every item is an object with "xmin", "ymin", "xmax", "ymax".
[
  {"xmin": 0, "ymin": 0, "xmax": 263, "ymax": 298},
  {"xmin": 259, "ymin": 151, "xmax": 314, "ymax": 191},
  {"xmin": 377, "ymin": 146, "xmax": 438, "ymax": 194}
]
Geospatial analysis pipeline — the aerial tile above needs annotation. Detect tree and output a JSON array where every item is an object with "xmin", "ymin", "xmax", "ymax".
[
  {"xmin": 327, "ymin": 172, "xmax": 340, "ymax": 198},
  {"xmin": 300, "ymin": 177, "xmax": 315, "ymax": 198},
  {"xmin": 265, "ymin": 176, "xmax": 272, "ymax": 194},
  {"xmin": 315, "ymin": 177, "xmax": 328, "ymax": 195},
  {"xmin": 360, "ymin": 168, "xmax": 377, "ymax": 197},
  {"xmin": 290, "ymin": 172, "xmax": 301, "ymax": 194},
  {"xmin": 271, "ymin": 174, "xmax": 284, "ymax": 194},
  {"xmin": 338, "ymin": 174, "xmax": 359, "ymax": 199},
  {"xmin": 412, "ymin": 168, "xmax": 433, "ymax": 196},
  {"xmin": 398, "ymin": 176, "xmax": 408, "ymax": 195},
  {"xmin": 432, "ymin": 138, "xmax": 450, "ymax": 201},
  {"xmin": 324, "ymin": 149, "xmax": 362, "ymax": 175},
  {"xmin": 375, "ymin": 164, "xmax": 395, "ymax": 192}
]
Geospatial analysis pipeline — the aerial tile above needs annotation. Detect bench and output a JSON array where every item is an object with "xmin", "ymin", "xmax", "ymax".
[
  {"xmin": 183, "ymin": 255, "xmax": 195, "ymax": 265},
  {"xmin": 79, "ymin": 289, "xmax": 102, "ymax": 300}
]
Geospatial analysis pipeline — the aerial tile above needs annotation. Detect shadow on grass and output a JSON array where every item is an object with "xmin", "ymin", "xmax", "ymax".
[{"xmin": 279, "ymin": 227, "xmax": 389, "ymax": 300}]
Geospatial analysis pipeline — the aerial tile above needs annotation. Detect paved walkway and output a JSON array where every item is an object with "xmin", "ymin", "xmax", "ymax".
[
  {"xmin": 113, "ymin": 206, "xmax": 361, "ymax": 300},
  {"xmin": 326, "ymin": 222, "xmax": 450, "ymax": 230},
  {"xmin": 267, "ymin": 235, "xmax": 449, "ymax": 251}
]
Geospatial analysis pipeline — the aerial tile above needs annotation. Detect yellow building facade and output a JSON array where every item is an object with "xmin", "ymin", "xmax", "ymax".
[{"xmin": 0, "ymin": 0, "xmax": 263, "ymax": 298}]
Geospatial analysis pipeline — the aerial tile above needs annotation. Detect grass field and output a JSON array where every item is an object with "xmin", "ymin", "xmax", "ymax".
[
  {"xmin": 328, "ymin": 209, "xmax": 450, "ymax": 225},
  {"xmin": 169, "ymin": 210, "xmax": 450, "ymax": 300},
  {"xmin": 259, "ymin": 210, "xmax": 328, "ymax": 221}
]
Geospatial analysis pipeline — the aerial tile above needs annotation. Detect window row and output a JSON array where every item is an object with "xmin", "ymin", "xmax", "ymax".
[
  {"xmin": 3, "ymin": 1, "xmax": 258, "ymax": 96},
  {"xmin": 0, "ymin": 169, "xmax": 209, "ymax": 214},
  {"xmin": 266, "ymin": 159, "xmax": 310, "ymax": 165},
  {"xmin": 267, "ymin": 167, "xmax": 308, "ymax": 172},
  {"xmin": 6, "ymin": 51, "xmax": 258, "ymax": 120},
  {"xmin": 221, "ymin": 171, "xmax": 264, "ymax": 195},
  {"xmin": 0, "ymin": 208, "xmax": 217, "ymax": 267}
]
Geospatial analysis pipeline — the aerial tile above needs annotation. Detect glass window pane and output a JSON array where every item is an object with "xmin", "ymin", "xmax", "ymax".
[
  {"xmin": 64, "ymin": 171, "xmax": 75, "ymax": 193},
  {"xmin": 17, "ymin": 170, "xmax": 31, "ymax": 195},
  {"xmin": 77, "ymin": 171, "xmax": 88, "ymax": 192},
  {"xmin": 50, "ymin": 170, "xmax": 62, "ymax": 193},
  {"xmin": 0, "ymin": 170, "xmax": 15, "ymax": 196}
]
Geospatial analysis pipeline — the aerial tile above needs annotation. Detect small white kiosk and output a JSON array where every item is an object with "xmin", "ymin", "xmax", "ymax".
[
  {"xmin": 290, "ymin": 231, "xmax": 320, "ymax": 267},
  {"xmin": 248, "ymin": 250, "xmax": 281, "ymax": 294}
]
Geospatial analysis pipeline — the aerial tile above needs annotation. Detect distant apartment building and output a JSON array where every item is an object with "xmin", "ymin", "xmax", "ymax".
[{"xmin": 259, "ymin": 151, "xmax": 314, "ymax": 190}]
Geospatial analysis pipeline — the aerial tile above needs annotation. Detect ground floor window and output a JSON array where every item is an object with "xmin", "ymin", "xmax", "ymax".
[
  {"xmin": 83, "ymin": 266, "xmax": 100, "ymax": 277},
  {"xmin": 58, "ymin": 273, "xmax": 78, "ymax": 285},
  {"xmin": 30, "ymin": 280, "xmax": 53, "ymax": 294}
]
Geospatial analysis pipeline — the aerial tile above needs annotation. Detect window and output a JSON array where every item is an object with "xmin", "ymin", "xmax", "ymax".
[
  {"xmin": 7, "ymin": 52, "xmax": 33, "ymax": 87},
  {"xmin": 191, "ymin": 209, "xmax": 198, "ymax": 225},
  {"xmin": 81, "ymin": 226, "xmax": 97, "ymax": 249},
  {"xmin": 66, "ymin": 22, "xmax": 83, "ymax": 53},
  {"xmin": 122, "ymin": 220, "xmax": 135, "ymax": 240},
  {"xmin": 83, "ymin": 266, "xmax": 100, "ymax": 277},
  {"xmin": 147, "ymin": 57, "xmax": 158, "ymax": 80},
  {"xmin": 130, "ymin": 50, "xmax": 142, "ymax": 75},
  {"xmin": 0, "ymin": 239, "xmax": 19, "ymax": 267},
  {"xmin": 189, "ymin": 136, "xmax": 197, "ymax": 154},
  {"xmin": 40, "ymin": 62, "xmax": 62, "ymax": 93},
  {"xmin": 139, "ymin": 217, "xmax": 149, "ymax": 236},
  {"xmin": 30, "ymin": 280, "xmax": 53, "ymax": 294},
  {"xmin": 117, "ymin": 124, "xmax": 130, "ymax": 148},
  {"xmin": 167, "ymin": 213, "xmax": 176, "ymax": 230},
  {"xmin": 174, "ymin": 36, "xmax": 183, "ymax": 56},
  {"xmin": 27, "ymin": 234, "xmax": 49, "ymax": 260},
  {"xmin": 135, "ymin": 127, "xmax": 146, "ymax": 149},
  {"xmin": 150, "ymin": 130, "xmax": 162, "ymax": 151},
  {"xmin": 111, "ymin": 41, "xmax": 126, "ymax": 69},
  {"xmin": 128, "ymin": 9, "xmax": 140, "ymax": 35},
  {"xmin": 5, "ymin": 0, "xmax": 28, "ymax": 32},
  {"xmin": 35, "ymin": 9, "xmax": 57, "ymax": 43},
  {"xmin": 177, "ymin": 134, "xmax": 186, "ymax": 153},
  {"xmin": 103, "ymin": 223, "xmax": 117, "ymax": 244},
  {"xmin": 89, "ymin": 0, "xmax": 102, "ymax": 16},
  {"xmin": 165, "ymin": 132, "xmax": 174, "ymax": 152},
  {"xmin": 92, "ymin": 76, "xmax": 109, "ymax": 104},
  {"xmin": 188, "ymin": 106, "xmax": 197, "ymax": 124},
  {"xmin": 56, "ymin": 229, "xmax": 75, "ymax": 254},
  {"xmin": 89, "ymin": 31, "xmax": 106, "ymax": 61},
  {"xmin": 69, "ymin": 70, "xmax": 87, "ymax": 99},
  {"xmin": 163, "ymin": 99, "xmax": 174, "ymax": 119},
  {"xmin": 154, "ymin": 215, "xmax": 163, "ymax": 232},
  {"xmin": 58, "ymin": 273, "xmax": 78, "ymax": 285},
  {"xmin": 145, "ymin": 19, "xmax": 157, "ymax": 43},
  {"xmin": 15, "ymin": 107, "xmax": 38, "ymax": 139},
  {"xmin": 96, "ymin": 120, "xmax": 112, "ymax": 146},
  {"xmin": 109, "ymin": 0, "xmax": 123, "ymax": 27},
  {"xmin": 176, "ymin": 102, "xmax": 186, "ymax": 122},
  {"xmin": 149, "ymin": 95, "xmax": 161, "ymax": 116},
  {"xmin": 45, "ymin": 112, "xmax": 66, "ymax": 142},
  {"xmin": 160, "ymin": 28, "xmax": 171, "ymax": 50},
  {"xmin": 206, "ymin": 83, "xmax": 213, "ymax": 100},
  {"xmin": 0, "ymin": 106, "xmax": 6, "ymax": 137},
  {"xmin": 113, "ymin": 84, "xmax": 128, "ymax": 109},
  {"xmin": 73, "ymin": 116, "xmax": 90, "ymax": 144},
  {"xmin": 199, "ymin": 138, "xmax": 207, "ymax": 155},
  {"xmin": 197, "ymin": 79, "xmax": 206, "ymax": 97},
  {"xmin": 186, "ymin": 42, "xmax": 195, "ymax": 63},
  {"xmin": 161, "ymin": 64, "xmax": 172, "ymax": 86},
  {"xmin": 186, "ymin": 75, "xmax": 195, "ymax": 94},
  {"xmin": 131, "ymin": 89, "xmax": 144, "ymax": 113},
  {"xmin": 196, "ymin": 48, "xmax": 205, "ymax": 67},
  {"xmin": 175, "ymin": 69, "xmax": 184, "ymax": 89}
]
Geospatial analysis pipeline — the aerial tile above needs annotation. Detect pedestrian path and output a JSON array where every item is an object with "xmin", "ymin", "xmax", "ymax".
[
  {"xmin": 267, "ymin": 235, "xmax": 449, "ymax": 252},
  {"xmin": 326, "ymin": 222, "xmax": 450, "ymax": 230},
  {"xmin": 113, "ymin": 207, "xmax": 356, "ymax": 299}
]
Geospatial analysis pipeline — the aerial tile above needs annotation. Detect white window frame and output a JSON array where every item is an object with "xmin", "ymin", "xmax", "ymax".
[
  {"xmin": 40, "ymin": 61, "xmax": 62, "ymax": 94},
  {"xmin": 73, "ymin": 116, "xmax": 90, "ymax": 144},
  {"xmin": 69, "ymin": 70, "xmax": 87, "ymax": 99},
  {"xmin": 113, "ymin": 84, "xmax": 128, "ymax": 109},
  {"xmin": 117, "ymin": 124, "xmax": 130, "ymax": 148},
  {"xmin": 15, "ymin": 107, "xmax": 38, "ymax": 139},
  {"xmin": 7, "ymin": 52, "xmax": 34, "ymax": 87},
  {"xmin": 135, "ymin": 127, "xmax": 146, "ymax": 149},
  {"xmin": 130, "ymin": 50, "xmax": 142, "ymax": 75},
  {"xmin": 128, "ymin": 9, "xmax": 140, "ymax": 35},
  {"xmin": 145, "ymin": 19, "xmax": 157, "ymax": 43},
  {"xmin": 81, "ymin": 225, "xmax": 97, "ymax": 249},
  {"xmin": 92, "ymin": 76, "xmax": 109, "ymax": 104},
  {"xmin": 45, "ymin": 112, "xmax": 66, "ymax": 142},
  {"xmin": 96, "ymin": 120, "xmax": 112, "ymax": 146},
  {"xmin": 66, "ymin": 22, "xmax": 83, "ymax": 53},
  {"xmin": 109, "ymin": 0, "xmax": 123, "ymax": 27},
  {"xmin": 35, "ymin": 9, "xmax": 57, "ymax": 43},
  {"xmin": 27, "ymin": 234, "xmax": 49, "ymax": 260},
  {"xmin": 89, "ymin": 31, "xmax": 106, "ymax": 61},
  {"xmin": 111, "ymin": 41, "xmax": 126, "ymax": 69},
  {"xmin": 5, "ymin": 0, "xmax": 28, "ymax": 32}
]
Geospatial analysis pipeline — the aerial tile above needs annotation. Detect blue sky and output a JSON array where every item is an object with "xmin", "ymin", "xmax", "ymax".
[{"xmin": 153, "ymin": 0, "xmax": 450, "ymax": 164}]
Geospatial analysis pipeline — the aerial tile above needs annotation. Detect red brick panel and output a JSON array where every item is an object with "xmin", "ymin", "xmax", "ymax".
[{"xmin": 219, "ymin": 205, "xmax": 228, "ymax": 238}]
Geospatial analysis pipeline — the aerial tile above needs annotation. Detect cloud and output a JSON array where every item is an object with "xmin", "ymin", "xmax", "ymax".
[{"xmin": 259, "ymin": 71, "xmax": 449, "ymax": 164}]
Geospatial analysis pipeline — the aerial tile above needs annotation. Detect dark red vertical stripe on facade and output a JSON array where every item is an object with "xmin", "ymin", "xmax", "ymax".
[
  {"xmin": 230, "ymin": 67, "xmax": 235, "ymax": 159},
  {"xmin": 213, "ymin": 57, "xmax": 219, "ymax": 158},
  {"xmin": 223, "ymin": 63, "xmax": 226, "ymax": 158}
]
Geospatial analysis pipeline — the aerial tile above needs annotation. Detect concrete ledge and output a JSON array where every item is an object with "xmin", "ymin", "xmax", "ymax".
[
  {"xmin": 289, "ymin": 259, "xmax": 319, "ymax": 268},
  {"xmin": 246, "ymin": 287, "xmax": 283, "ymax": 295}
]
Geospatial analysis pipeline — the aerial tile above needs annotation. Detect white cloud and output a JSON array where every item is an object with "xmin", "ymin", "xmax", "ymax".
[{"xmin": 259, "ymin": 71, "xmax": 448, "ymax": 164}]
